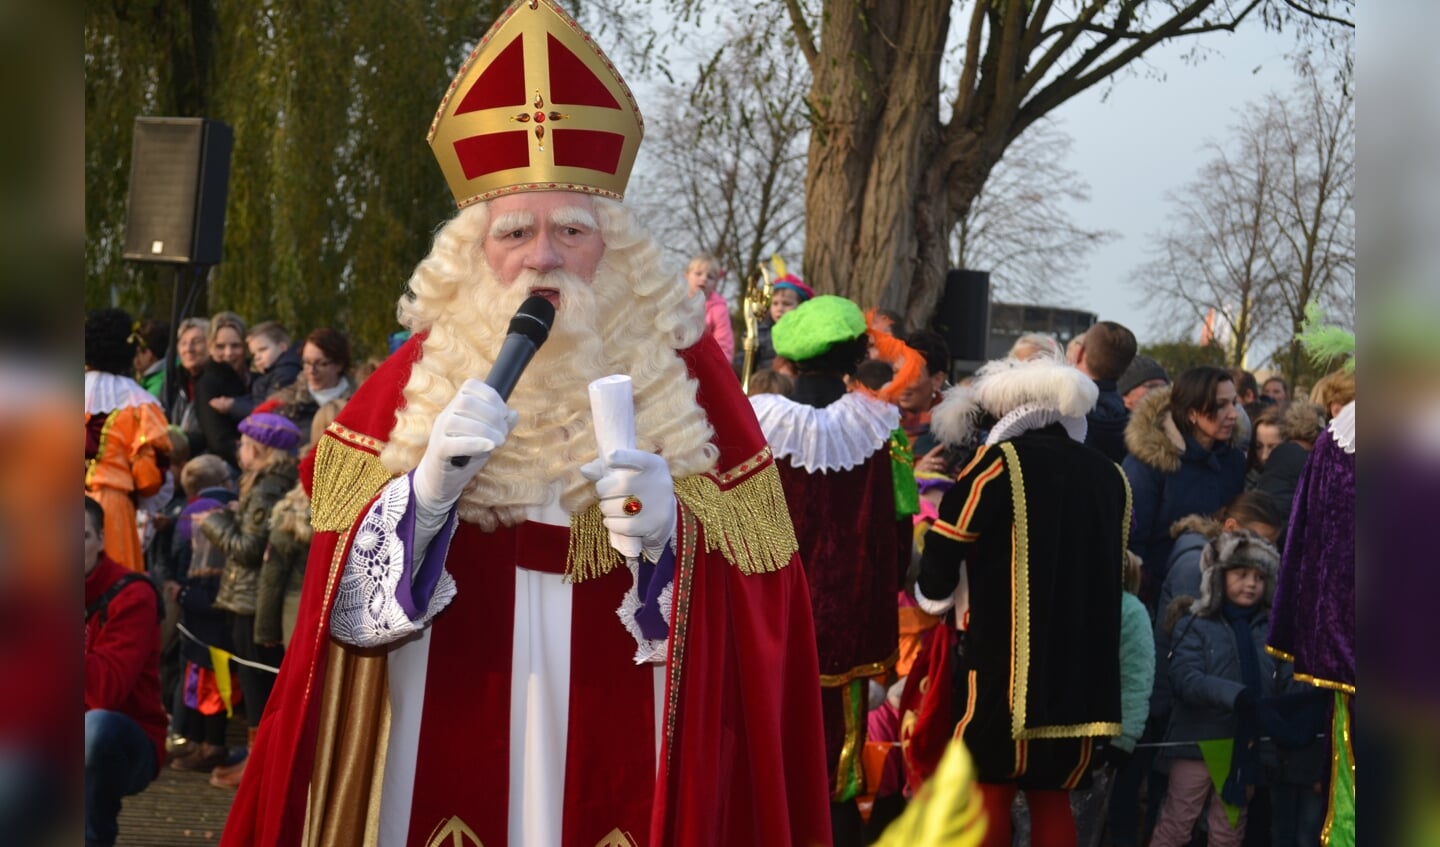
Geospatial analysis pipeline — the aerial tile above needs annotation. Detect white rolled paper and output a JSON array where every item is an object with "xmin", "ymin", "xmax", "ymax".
[{"xmin": 588, "ymin": 375, "xmax": 642, "ymax": 557}]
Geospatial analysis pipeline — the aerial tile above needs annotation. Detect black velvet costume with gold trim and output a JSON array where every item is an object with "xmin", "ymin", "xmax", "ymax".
[{"xmin": 918, "ymin": 424, "xmax": 1129, "ymax": 788}]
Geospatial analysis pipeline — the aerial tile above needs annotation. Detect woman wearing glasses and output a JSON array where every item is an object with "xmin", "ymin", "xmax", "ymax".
[{"xmin": 264, "ymin": 327, "xmax": 355, "ymax": 450}]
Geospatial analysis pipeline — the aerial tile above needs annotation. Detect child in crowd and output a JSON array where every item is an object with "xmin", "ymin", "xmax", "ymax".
[
  {"xmin": 210, "ymin": 321, "xmax": 302, "ymax": 421},
  {"xmin": 1152, "ymin": 531, "xmax": 1290, "ymax": 847},
  {"xmin": 1076, "ymin": 551, "xmax": 1157, "ymax": 847},
  {"xmin": 685, "ymin": 254, "xmax": 735, "ymax": 362},
  {"xmin": 167, "ymin": 454, "xmax": 238, "ymax": 773},
  {"xmin": 202, "ymin": 412, "xmax": 303, "ymax": 788}
]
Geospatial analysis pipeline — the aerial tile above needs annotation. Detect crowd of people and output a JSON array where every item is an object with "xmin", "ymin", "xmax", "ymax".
[
  {"xmin": 83, "ymin": 272, "xmax": 1357, "ymax": 847},
  {"xmin": 83, "ymin": 307, "xmax": 378, "ymax": 844},
  {"xmin": 82, "ymin": 3, "xmax": 1354, "ymax": 846}
]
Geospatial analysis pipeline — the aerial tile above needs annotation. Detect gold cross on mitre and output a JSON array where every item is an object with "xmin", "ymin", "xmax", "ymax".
[{"xmin": 427, "ymin": 0, "xmax": 644, "ymax": 207}]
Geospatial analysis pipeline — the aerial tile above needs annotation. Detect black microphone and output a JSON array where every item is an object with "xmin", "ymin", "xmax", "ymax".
[{"xmin": 449, "ymin": 295, "xmax": 556, "ymax": 467}]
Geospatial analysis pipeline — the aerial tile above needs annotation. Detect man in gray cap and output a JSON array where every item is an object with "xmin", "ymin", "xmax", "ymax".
[{"xmin": 1118, "ymin": 354, "xmax": 1169, "ymax": 411}]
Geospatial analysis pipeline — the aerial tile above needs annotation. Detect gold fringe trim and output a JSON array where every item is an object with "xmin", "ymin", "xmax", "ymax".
[
  {"xmin": 310, "ymin": 431, "xmax": 397, "ymax": 532},
  {"xmin": 674, "ymin": 464, "xmax": 797, "ymax": 576},
  {"xmin": 819, "ymin": 649, "xmax": 899, "ymax": 687},
  {"xmin": 566, "ymin": 504, "xmax": 624, "ymax": 583},
  {"xmin": 564, "ymin": 464, "xmax": 798, "ymax": 583}
]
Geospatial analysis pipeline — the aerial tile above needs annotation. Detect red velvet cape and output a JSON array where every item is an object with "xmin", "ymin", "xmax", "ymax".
[{"xmin": 219, "ymin": 336, "xmax": 832, "ymax": 846}]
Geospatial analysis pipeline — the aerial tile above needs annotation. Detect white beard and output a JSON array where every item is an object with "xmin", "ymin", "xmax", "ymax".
[{"xmin": 383, "ymin": 253, "xmax": 717, "ymax": 531}]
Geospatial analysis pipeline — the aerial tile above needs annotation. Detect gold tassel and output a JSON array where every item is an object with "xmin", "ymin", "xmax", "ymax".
[
  {"xmin": 674, "ymin": 464, "xmax": 797, "ymax": 576},
  {"xmin": 310, "ymin": 434, "xmax": 397, "ymax": 533},
  {"xmin": 565, "ymin": 504, "xmax": 623, "ymax": 583},
  {"xmin": 564, "ymin": 464, "xmax": 798, "ymax": 582}
]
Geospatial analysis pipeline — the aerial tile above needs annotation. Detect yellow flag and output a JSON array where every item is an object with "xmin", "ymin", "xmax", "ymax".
[
  {"xmin": 208, "ymin": 646, "xmax": 235, "ymax": 718},
  {"xmin": 872, "ymin": 734, "xmax": 986, "ymax": 847}
]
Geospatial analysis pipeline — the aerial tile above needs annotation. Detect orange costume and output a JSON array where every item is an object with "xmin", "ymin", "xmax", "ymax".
[{"xmin": 85, "ymin": 371, "xmax": 172, "ymax": 572}]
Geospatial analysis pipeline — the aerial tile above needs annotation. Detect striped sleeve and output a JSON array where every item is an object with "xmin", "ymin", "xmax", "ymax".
[{"xmin": 916, "ymin": 447, "xmax": 1006, "ymax": 610}]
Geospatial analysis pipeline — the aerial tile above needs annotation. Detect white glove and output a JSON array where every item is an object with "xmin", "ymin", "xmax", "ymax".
[
  {"xmin": 412, "ymin": 379, "xmax": 518, "ymax": 513},
  {"xmin": 581, "ymin": 448, "xmax": 677, "ymax": 561}
]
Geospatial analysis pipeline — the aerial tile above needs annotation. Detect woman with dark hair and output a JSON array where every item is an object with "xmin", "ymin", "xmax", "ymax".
[
  {"xmin": 1122, "ymin": 366, "xmax": 1248, "ymax": 608},
  {"xmin": 265, "ymin": 327, "xmax": 356, "ymax": 445},
  {"xmin": 85, "ymin": 308, "xmax": 173, "ymax": 572},
  {"xmin": 191, "ymin": 311, "xmax": 250, "ymax": 466}
]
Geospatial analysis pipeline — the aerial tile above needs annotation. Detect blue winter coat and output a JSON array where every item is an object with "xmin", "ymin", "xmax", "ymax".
[
  {"xmin": 1085, "ymin": 379, "xmax": 1130, "ymax": 464},
  {"xmin": 1122, "ymin": 387, "xmax": 1246, "ymax": 590},
  {"xmin": 1161, "ymin": 609, "xmax": 1289, "ymax": 762}
]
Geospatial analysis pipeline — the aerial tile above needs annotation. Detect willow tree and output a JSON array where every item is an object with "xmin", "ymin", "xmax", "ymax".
[
  {"xmin": 772, "ymin": 0, "xmax": 1353, "ymax": 326},
  {"xmin": 85, "ymin": 0, "xmax": 507, "ymax": 356}
]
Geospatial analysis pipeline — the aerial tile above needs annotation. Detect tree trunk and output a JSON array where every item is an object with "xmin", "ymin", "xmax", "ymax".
[{"xmin": 803, "ymin": 2, "xmax": 952, "ymax": 328}]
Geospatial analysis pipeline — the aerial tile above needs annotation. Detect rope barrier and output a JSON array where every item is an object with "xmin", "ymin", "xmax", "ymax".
[{"xmin": 176, "ymin": 622, "xmax": 281, "ymax": 675}]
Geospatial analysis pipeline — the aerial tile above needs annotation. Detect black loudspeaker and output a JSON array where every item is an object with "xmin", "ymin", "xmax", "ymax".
[
  {"xmin": 933, "ymin": 269, "xmax": 991, "ymax": 362},
  {"xmin": 123, "ymin": 117, "xmax": 234, "ymax": 265}
]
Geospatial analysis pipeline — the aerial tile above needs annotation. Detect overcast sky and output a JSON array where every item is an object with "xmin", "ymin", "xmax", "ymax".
[
  {"xmin": 618, "ymin": 12, "xmax": 1311, "ymax": 349},
  {"xmin": 1052, "ymin": 25, "xmax": 1304, "ymax": 344}
]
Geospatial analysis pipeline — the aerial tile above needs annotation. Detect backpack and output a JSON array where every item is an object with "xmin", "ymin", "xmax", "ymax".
[{"xmin": 86, "ymin": 572, "xmax": 164, "ymax": 627}]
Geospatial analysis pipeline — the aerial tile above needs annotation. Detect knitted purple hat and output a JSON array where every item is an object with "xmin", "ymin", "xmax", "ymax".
[{"xmin": 238, "ymin": 412, "xmax": 303, "ymax": 453}]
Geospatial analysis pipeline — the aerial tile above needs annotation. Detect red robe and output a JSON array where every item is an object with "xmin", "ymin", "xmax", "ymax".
[{"xmin": 220, "ymin": 337, "xmax": 831, "ymax": 847}]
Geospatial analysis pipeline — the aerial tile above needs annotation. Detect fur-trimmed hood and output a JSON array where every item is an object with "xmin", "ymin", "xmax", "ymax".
[
  {"xmin": 1166, "ymin": 529, "xmax": 1278, "ymax": 626},
  {"xmin": 930, "ymin": 357, "xmax": 1097, "ymax": 447},
  {"xmin": 1124, "ymin": 386, "xmax": 1250, "ymax": 474},
  {"xmin": 1169, "ymin": 513, "xmax": 1223, "ymax": 541}
]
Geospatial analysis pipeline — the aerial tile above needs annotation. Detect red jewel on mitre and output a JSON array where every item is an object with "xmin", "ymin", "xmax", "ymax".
[{"xmin": 427, "ymin": 0, "xmax": 645, "ymax": 208}]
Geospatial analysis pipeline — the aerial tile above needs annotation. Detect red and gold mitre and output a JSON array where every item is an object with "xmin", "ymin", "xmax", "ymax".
[{"xmin": 427, "ymin": 0, "xmax": 644, "ymax": 207}]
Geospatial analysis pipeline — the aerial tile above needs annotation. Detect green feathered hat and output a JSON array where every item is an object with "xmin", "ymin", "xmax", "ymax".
[
  {"xmin": 771, "ymin": 295, "xmax": 868, "ymax": 362},
  {"xmin": 1296, "ymin": 303, "xmax": 1355, "ymax": 374}
]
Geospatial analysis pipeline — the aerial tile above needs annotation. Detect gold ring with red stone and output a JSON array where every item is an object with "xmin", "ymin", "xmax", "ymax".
[{"xmin": 621, "ymin": 495, "xmax": 643, "ymax": 515}]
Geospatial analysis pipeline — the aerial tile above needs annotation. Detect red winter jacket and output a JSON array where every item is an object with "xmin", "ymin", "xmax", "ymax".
[{"xmin": 84, "ymin": 555, "xmax": 167, "ymax": 774}]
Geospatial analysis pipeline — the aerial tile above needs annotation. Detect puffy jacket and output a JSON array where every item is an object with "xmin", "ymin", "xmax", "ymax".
[
  {"xmin": 1151, "ymin": 517, "xmax": 1221, "ymax": 719},
  {"xmin": 206, "ymin": 456, "xmax": 299, "ymax": 615},
  {"xmin": 1116, "ymin": 591, "xmax": 1155, "ymax": 752},
  {"xmin": 255, "ymin": 482, "xmax": 312, "ymax": 645},
  {"xmin": 1161, "ymin": 608, "xmax": 1289, "ymax": 762},
  {"xmin": 1122, "ymin": 387, "xmax": 1247, "ymax": 593}
]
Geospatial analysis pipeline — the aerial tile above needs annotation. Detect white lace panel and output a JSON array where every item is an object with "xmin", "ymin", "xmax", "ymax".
[{"xmin": 331, "ymin": 475, "xmax": 458, "ymax": 648}]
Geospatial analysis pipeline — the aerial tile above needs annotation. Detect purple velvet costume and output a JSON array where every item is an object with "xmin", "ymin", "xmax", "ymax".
[{"xmin": 1267, "ymin": 420, "xmax": 1355, "ymax": 692}]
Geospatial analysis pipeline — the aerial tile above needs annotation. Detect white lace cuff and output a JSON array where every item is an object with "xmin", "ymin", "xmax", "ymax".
[{"xmin": 331, "ymin": 474, "xmax": 459, "ymax": 648}]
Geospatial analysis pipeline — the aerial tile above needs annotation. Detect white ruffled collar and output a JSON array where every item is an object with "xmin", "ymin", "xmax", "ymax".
[
  {"xmin": 750, "ymin": 390, "xmax": 900, "ymax": 473},
  {"xmin": 1329, "ymin": 400, "xmax": 1355, "ymax": 455},
  {"xmin": 85, "ymin": 371, "xmax": 162, "ymax": 416},
  {"xmin": 985, "ymin": 402, "xmax": 1088, "ymax": 446}
]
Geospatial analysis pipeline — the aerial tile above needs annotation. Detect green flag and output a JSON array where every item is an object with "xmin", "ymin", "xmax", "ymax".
[{"xmin": 1196, "ymin": 738, "xmax": 1243, "ymax": 829}]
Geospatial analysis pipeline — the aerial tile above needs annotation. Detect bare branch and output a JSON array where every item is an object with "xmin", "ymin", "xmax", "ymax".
[{"xmin": 780, "ymin": 0, "xmax": 819, "ymax": 71}]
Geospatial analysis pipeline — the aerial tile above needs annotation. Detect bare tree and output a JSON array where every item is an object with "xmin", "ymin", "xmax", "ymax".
[
  {"xmin": 952, "ymin": 118, "xmax": 1116, "ymax": 304},
  {"xmin": 1133, "ymin": 63, "xmax": 1353, "ymax": 374},
  {"xmin": 1133, "ymin": 115, "xmax": 1285, "ymax": 368},
  {"xmin": 608, "ymin": 0, "xmax": 1352, "ymax": 329},
  {"xmin": 1260, "ymin": 71, "xmax": 1355, "ymax": 379},
  {"xmin": 627, "ymin": 17, "xmax": 809, "ymax": 303}
]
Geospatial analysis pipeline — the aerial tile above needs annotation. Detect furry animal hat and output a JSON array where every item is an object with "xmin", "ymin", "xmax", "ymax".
[
  {"xmin": 929, "ymin": 356, "xmax": 1098, "ymax": 448},
  {"xmin": 1189, "ymin": 529, "xmax": 1279, "ymax": 618}
]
